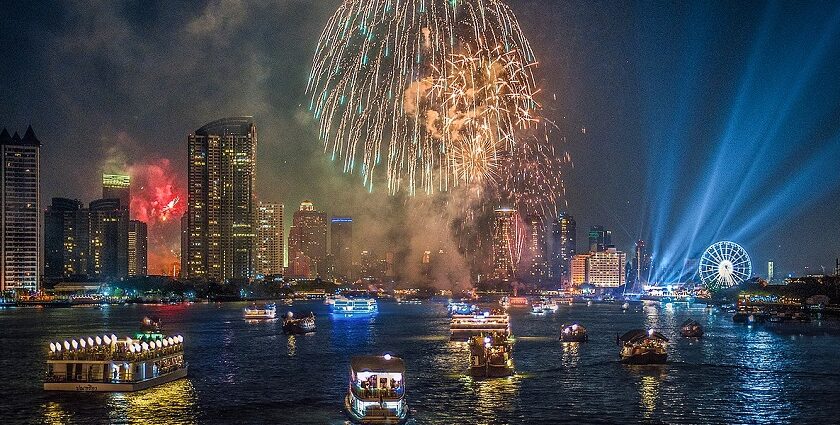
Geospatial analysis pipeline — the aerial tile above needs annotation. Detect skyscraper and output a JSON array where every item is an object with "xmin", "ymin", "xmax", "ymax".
[
  {"xmin": 492, "ymin": 207, "xmax": 518, "ymax": 280},
  {"xmin": 102, "ymin": 174, "xmax": 130, "ymax": 213},
  {"xmin": 256, "ymin": 202, "xmax": 284, "ymax": 277},
  {"xmin": 0, "ymin": 126, "xmax": 41, "ymax": 292},
  {"xmin": 186, "ymin": 117, "xmax": 257, "ymax": 281},
  {"xmin": 570, "ymin": 254, "xmax": 590, "ymax": 287},
  {"xmin": 588, "ymin": 225, "xmax": 610, "ymax": 253},
  {"xmin": 330, "ymin": 217, "xmax": 353, "ymax": 279},
  {"xmin": 767, "ymin": 260, "xmax": 774, "ymax": 283},
  {"xmin": 89, "ymin": 198, "xmax": 129, "ymax": 280},
  {"xmin": 551, "ymin": 213, "xmax": 576, "ymax": 282},
  {"xmin": 287, "ymin": 201, "xmax": 327, "ymax": 277},
  {"xmin": 128, "ymin": 220, "xmax": 147, "ymax": 277},
  {"xmin": 633, "ymin": 240, "xmax": 650, "ymax": 288},
  {"xmin": 526, "ymin": 215, "xmax": 548, "ymax": 281},
  {"xmin": 44, "ymin": 198, "xmax": 87, "ymax": 280},
  {"xmin": 588, "ymin": 248, "xmax": 626, "ymax": 288}
]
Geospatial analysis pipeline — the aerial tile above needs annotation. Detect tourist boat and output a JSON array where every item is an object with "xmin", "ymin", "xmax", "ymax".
[
  {"xmin": 469, "ymin": 333, "xmax": 514, "ymax": 378},
  {"xmin": 679, "ymin": 319, "xmax": 704, "ymax": 338},
  {"xmin": 531, "ymin": 302, "xmax": 546, "ymax": 314},
  {"xmin": 499, "ymin": 297, "xmax": 510, "ymax": 309},
  {"xmin": 332, "ymin": 297, "xmax": 378, "ymax": 317},
  {"xmin": 344, "ymin": 354, "xmax": 408, "ymax": 424},
  {"xmin": 450, "ymin": 310, "xmax": 511, "ymax": 341},
  {"xmin": 141, "ymin": 316, "xmax": 162, "ymax": 333},
  {"xmin": 244, "ymin": 303, "xmax": 277, "ymax": 320},
  {"xmin": 542, "ymin": 300, "xmax": 559, "ymax": 312},
  {"xmin": 325, "ymin": 294, "xmax": 338, "ymax": 305},
  {"xmin": 447, "ymin": 301, "xmax": 478, "ymax": 315},
  {"xmin": 44, "ymin": 333, "xmax": 187, "ymax": 392},
  {"xmin": 560, "ymin": 323, "xmax": 589, "ymax": 343},
  {"xmin": 618, "ymin": 329, "xmax": 668, "ymax": 365},
  {"xmin": 283, "ymin": 312, "xmax": 316, "ymax": 335}
]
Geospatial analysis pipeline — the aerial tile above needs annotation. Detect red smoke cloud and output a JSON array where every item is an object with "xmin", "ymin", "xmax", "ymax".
[{"xmin": 128, "ymin": 159, "xmax": 186, "ymax": 276}]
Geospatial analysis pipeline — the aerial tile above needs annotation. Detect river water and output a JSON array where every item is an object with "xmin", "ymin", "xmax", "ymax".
[{"xmin": 2, "ymin": 301, "xmax": 839, "ymax": 424}]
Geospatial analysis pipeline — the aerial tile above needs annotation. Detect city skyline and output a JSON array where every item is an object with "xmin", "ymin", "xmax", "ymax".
[{"xmin": 1, "ymin": 1, "xmax": 839, "ymax": 277}]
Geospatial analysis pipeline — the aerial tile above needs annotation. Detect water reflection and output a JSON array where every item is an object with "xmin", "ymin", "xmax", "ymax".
[
  {"xmin": 41, "ymin": 401, "xmax": 72, "ymax": 425},
  {"xmin": 626, "ymin": 366, "xmax": 665, "ymax": 419},
  {"xmin": 287, "ymin": 335, "xmax": 297, "ymax": 357},
  {"xmin": 462, "ymin": 375, "xmax": 521, "ymax": 420},
  {"xmin": 560, "ymin": 342, "xmax": 581, "ymax": 366}
]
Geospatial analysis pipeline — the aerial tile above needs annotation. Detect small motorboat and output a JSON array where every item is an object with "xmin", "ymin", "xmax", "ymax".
[
  {"xmin": 141, "ymin": 316, "xmax": 162, "ymax": 333},
  {"xmin": 618, "ymin": 329, "xmax": 668, "ymax": 365},
  {"xmin": 560, "ymin": 323, "xmax": 588, "ymax": 343},
  {"xmin": 244, "ymin": 303, "xmax": 277, "ymax": 320},
  {"xmin": 531, "ymin": 303, "xmax": 546, "ymax": 314},
  {"xmin": 283, "ymin": 312, "xmax": 316, "ymax": 334},
  {"xmin": 469, "ymin": 333, "xmax": 514, "ymax": 378},
  {"xmin": 679, "ymin": 319, "xmax": 704, "ymax": 338}
]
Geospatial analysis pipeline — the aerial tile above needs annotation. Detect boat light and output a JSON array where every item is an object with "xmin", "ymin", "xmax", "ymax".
[
  {"xmin": 129, "ymin": 344, "xmax": 136, "ymax": 353},
  {"xmin": 384, "ymin": 354, "xmax": 392, "ymax": 361},
  {"xmin": 80, "ymin": 339, "xmax": 86, "ymax": 348},
  {"xmin": 64, "ymin": 341, "xmax": 70, "ymax": 350},
  {"xmin": 49, "ymin": 342, "xmax": 56, "ymax": 352},
  {"xmin": 134, "ymin": 344, "xmax": 141, "ymax": 352},
  {"xmin": 71, "ymin": 339, "xmax": 78, "ymax": 350},
  {"xmin": 177, "ymin": 335, "xmax": 183, "ymax": 343},
  {"xmin": 167, "ymin": 337, "xmax": 174, "ymax": 345},
  {"xmin": 141, "ymin": 342, "xmax": 149, "ymax": 351},
  {"xmin": 95, "ymin": 336, "xmax": 102, "ymax": 345},
  {"xmin": 485, "ymin": 342, "xmax": 491, "ymax": 348},
  {"xmin": 155, "ymin": 340, "xmax": 162, "ymax": 349},
  {"xmin": 162, "ymin": 339, "xmax": 169, "ymax": 347},
  {"xmin": 483, "ymin": 337, "xmax": 491, "ymax": 344},
  {"xmin": 648, "ymin": 329, "xmax": 654, "ymax": 336},
  {"xmin": 87, "ymin": 337, "xmax": 94, "ymax": 347},
  {"xmin": 483, "ymin": 312, "xmax": 490, "ymax": 318},
  {"xmin": 111, "ymin": 334, "xmax": 118, "ymax": 344},
  {"xmin": 572, "ymin": 324, "xmax": 579, "ymax": 330},
  {"xmin": 104, "ymin": 335, "xmax": 111, "ymax": 345}
]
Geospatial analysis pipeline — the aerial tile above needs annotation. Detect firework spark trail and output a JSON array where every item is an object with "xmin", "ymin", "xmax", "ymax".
[{"xmin": 308, "ymin": 0, "xmax": 549, "ymax": 197}]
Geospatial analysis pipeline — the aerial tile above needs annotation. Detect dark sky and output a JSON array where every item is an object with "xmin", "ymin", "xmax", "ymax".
[{"xmin": 1, "ymin": 0, "xmax": 839, "ymax": 278}]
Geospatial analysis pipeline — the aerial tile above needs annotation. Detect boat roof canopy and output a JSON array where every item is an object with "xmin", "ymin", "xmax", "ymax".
[
  {"xmin": 619, "ymin": 329, "xmax": 668, "ymax": 343},
  {"xmin": 681, "ymin": 319, "xmax": 701, "ymax": 327},
  {"xmin": 351, "ymin": 356, "xmax": 405, "ymax": 373}
]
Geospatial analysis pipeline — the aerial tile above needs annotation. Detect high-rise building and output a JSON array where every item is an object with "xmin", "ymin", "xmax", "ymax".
[
  {"xmin": 492, "ymin": 207, "xmax": 518, "ymax": 280},
  {"xmin": 256, "ymin": 202, "xmax": 284, "ymax": 277},
  {"xmin": 127, "ymin": 220, "xmax": 147, "ymax": 277},
  {"xmin": 767, "ymin": 260, "xmax": 774, "ymax": 283},
  {"xmin": 44, "ymin": 198, "xmax": 87, "ymax": 280},
  {"xmin": 551, "ymin": 213, "xmax": 576, "ymax": 282},
  {"xmin": 102, "ymin": 174, "xmax": 130, "ymax": 213},
  {"xmin": 89, "ymin": 198, "xmax": 129, "ymax": 280},
  {"xmin": 186, "ymin": 117, "xmax": 257, "ymax": 281},
  {"xmin": 287, "ymin": 201, "xmax": 328, "ymax": 277},
  {"xmin": 526, "ymin": 215, "xmax": 549, "ymax": 281},
  {"xmin": 180, "ymin": 214, "xmax": 188, "ymax": 279},
  {"xmin": 588, "ymin": 225, "xmax": 611, "ymax": 253},
  {"xmin": 330, "ymin": 217, "xmax": 353, "ymax": 279},
  {"xmin": 570, "ymin": 254, "xmax": 590, "ymax": 287},
  {"xmin": 588, "ymin": 247, "xmax": 626, "ymax": 288},
  {"xmin": 633, "ymin": 240, "xmax": 650, "ymax": 288},
  {"xmin": 0, "ymin": 126, "xmax": 41, "ymax": 292}
]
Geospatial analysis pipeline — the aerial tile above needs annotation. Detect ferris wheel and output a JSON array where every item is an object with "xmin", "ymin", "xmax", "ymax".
[{"xmin": 698, "ymin": 241, "xmax": 752, "ymax": 292}]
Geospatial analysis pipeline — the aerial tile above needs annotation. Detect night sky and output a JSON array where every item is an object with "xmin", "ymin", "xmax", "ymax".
[{"xmin": 1, "ymin": 0, "xmax": 839, "ymax": 277}]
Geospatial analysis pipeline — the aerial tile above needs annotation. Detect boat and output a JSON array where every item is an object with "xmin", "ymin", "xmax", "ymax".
[
  {"xmin": 450, "ymin": 310, "xmax": 511, "ymax": 341},
  {"xmin": 679, "ymin": 319, "xmax": 704, "ymax": 338},
  {"xmin": 469, "ymin": 333, "xmax": 514, "ymax": 378},
  {"xmin": 141, "ymin": 316, "xmax": 162, "ymax": 333},
  {"xmin": 283, "ymin": 312, "xmax": 316, "ymax": 335},
  {"xmin": 244, "ymin": 303, "xmax": 277, "ymax": 320},
  {"xmin": 325, "ymin": 294, "xmax": 338, "ymax": 305},
  {"xmin": 44, "ymin": 333, "xmax": 187, "ymax": 392},
  {"xmin": 543, "ymin": 300, "xmax": 559, "ymax": 312},
  {"xmin": 344, "ymin": 354, "xmax": 408, "ymax": 424},
  {"xmin": 447, "ymin": 301, "xmax": 478, "ymax": 315},
  {"xmin": 622, "ymin": 302, "xmax": 630, "ymax": 310},
  {"xmin": 560, "ymin": 323, "xmax": 588, "ymax": 343},
  {"xmin": 618, "ymin": 329, "xmax": 668, "ymax": 365},
  {"xmin": 332, "ymin": 297, "xmax": 378, "ymax": 317},
  {"xmin": 531, "ymin": 302, "xmax": 546, "ymax": 314}
]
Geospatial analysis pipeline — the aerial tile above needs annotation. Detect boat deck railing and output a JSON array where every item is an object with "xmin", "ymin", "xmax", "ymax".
[{"xmin": 352, "ymin": 384, "xmax": 405, "ymax": 400}]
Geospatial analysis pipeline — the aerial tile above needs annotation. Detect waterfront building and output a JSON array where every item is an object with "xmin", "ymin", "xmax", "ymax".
[
  {"xmin": 570, "ymin": 254, "xmax": 589, "ymax": 286},
  {"xmin": 128, "ymin": 220, "xmax": 147, "ymax": 277},
  {"xmin": 492, "ymin": 207, "xmax": 518, "ymax": 280},
  {"xmin": 633, "ymin": 240, "xmax": 650, "ymax": 289},
  {"xmin": 525, "ymin": 215, "xmax": 549, "ymax": 281},
  {"xmin": 550, "ymin": 213, "xmax": 576, "ymax": 282},
  {"xmin": 588, "ymin": 225, "xmax": 611, "ymax": 253},
  {"xmin": 287, "ymin": 201, "xmax": 327, "ymax": 277},
  {"xmin": 89, "ymin": 198, "xmax": 129, "ymax": 280},
  {"xmin": 256, "ymin": 202, "xmax": 284, "ymax": 277},
  {"xmin": 44, "ymin": 198, "xmax": 88, "ymax": 280},
  {"xmin": 768, "ymin": 260, "xmax": 775, "ymax": 283},
  {"xmin": 180, "ymin": 214, "xmax": 188, "ymax": 279},
  {"xmin": 0, "ymin": 126, "xmax": 41, "ymax": 292},
  {"xmin": 102, "ymin": 174, "xmax": 130, "ymax": 214},
  {"xmin": 330, "ymin": 217, "xmax": 353, "ymax": 279},
  {"xmin": 588, "ymin": 248, "xmax": 626, "ymax": 288},
  {"xmin": 186, "ymin": 117, "xmax": 257, "ymax": 282}
]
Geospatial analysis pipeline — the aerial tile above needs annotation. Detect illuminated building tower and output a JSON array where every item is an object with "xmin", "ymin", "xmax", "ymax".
[
  {"xmin": 835, "ymin": 258, "xmax": 839, "ymax": 277},
  {"xmin": 633, "ymin": 240, "xmax": 650, "ymax": 289},
  {"xmin": 330, "ymin": 217, "xmax": 353, "ymax": 279},
  {"xmin": 526, "ymin": 215, "xmax": 549, "ymax": 282},
  {"xmin": 180, "ymin": 214, "xmax": 188, "ymax": 278},
  {"xmin": 102, "ymin": 174, "xmax": 130, "ymax": 214},
  {"xmin": 588, "ymin": 225, "xmax": 611, "ymax": 253},
  {"xmin": 570, "ymin": 254, "xmax": 590, "ymax": 287},
  {"xmin": 550, "ymin": 213, "xmax": 576, "ymax": 282},
  {"xmin": 588, "ymin": 248, "xmax": 626, "ymax": 288},
  {"xmin": 89, "ymin": 198, "xmax": 129, "ymax": 280},
  {"xmin": 767, "ymin": 260, "xmax": 774, "ymax": 283},
  {"xmin": 44, "ymin": 198, "xmax": 88, "ymax": 280},
  {"xmin": 492, "ymin": 207, "xmax": 518, "ymax": 280},
  {"xmin": 186, "ymin": 117, "xmax": 257, "ymax": 281},
  {"xmin": 360, "ymin": 250, "xmax": 374, "ymax": 278},
  {"xmin": 127, "ymin": 220, "xmax": 147, "ymax": 277},
  {"xmin": 287, "ymin": 201, "xmax": 328, "ymax": 277},
  {"xmin": 256, "ymin": 202, "xmax": 283, "ymax": 277},
  {"xmin": 0, "ymin": 126, "xmax": 41, "ymax": 292}
]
